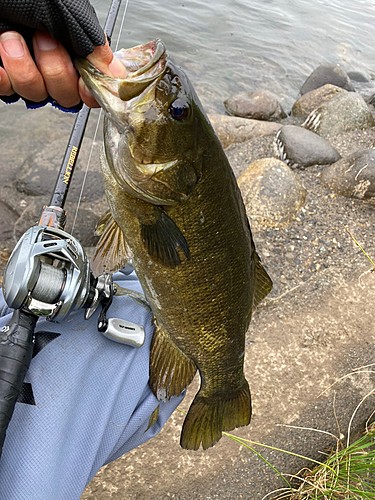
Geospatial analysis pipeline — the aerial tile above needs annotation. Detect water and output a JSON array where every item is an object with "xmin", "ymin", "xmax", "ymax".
[{"xmin": 91, "ymin": 0, "xmax": 375, "ymax": 113}]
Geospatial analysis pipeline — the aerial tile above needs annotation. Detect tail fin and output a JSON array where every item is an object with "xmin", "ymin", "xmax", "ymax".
[{"xmin": 180, "ymin": 382, "xmax": 251, "ymax": 450}]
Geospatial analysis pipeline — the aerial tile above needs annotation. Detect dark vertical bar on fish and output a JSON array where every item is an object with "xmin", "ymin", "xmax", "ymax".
[{"xmin": 49, "ymin": 0, "xmax": 124, "ymax": 213}]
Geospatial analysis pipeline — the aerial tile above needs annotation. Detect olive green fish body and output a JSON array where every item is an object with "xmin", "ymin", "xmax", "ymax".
[{"xmin": 76, "ymin": 40, "xmax": 272, "ymax": 450}]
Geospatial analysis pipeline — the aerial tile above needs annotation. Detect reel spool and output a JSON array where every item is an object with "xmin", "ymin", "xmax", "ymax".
[{"xmin": 3, "ymin": 226, "xmax": 91, "ymax": 322}]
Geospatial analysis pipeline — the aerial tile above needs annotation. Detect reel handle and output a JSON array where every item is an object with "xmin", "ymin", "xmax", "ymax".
[{"xmin": 0, "ymin": 309, "xmax": 37, "ymax": 457}]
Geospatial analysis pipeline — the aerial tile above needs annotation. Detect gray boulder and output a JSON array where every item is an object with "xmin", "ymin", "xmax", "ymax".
[
  {"xmin": 16, "ymin": 138, "xmax": 104, "ymax": 201},
  {"xmin": 276, "ymin": 125, "xmax": 341, "ymax": 169},
  {"xmin": 347, "ymin": 70, "xmax": 371, "ymax": 83},
  {"xmin": 320, "ymin": 149, "xmax": 375, "ymax": 201},
  {"xmin": 224, "ymin": 90, "xmax": 286, "ymax": 121},
  {"xmin": 208, "ymin": 113, "xmax": 282, "ymax": 148},
  {"xmin": 300, "ymin": 63, "xmax": 354, "ymax": 95},
  {"xmin": 292, "ymin": 84, "xmax": 347, "ymax": 116},
  {"xmin": 302, "ymin": 92, "xmax": 375, "ymax": 138},
  {"xmin": 237, "ymin": 158, "xmax": 306, "ymax": 230}
]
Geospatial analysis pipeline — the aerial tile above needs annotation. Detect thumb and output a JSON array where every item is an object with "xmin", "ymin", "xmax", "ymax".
[
  {"xmin": 86, "ymin": 38, "xmax": 127, "ymax": 78},
  {"xmin": 78, "ymin": 37, "xmax": 127, "ymax": 107}
]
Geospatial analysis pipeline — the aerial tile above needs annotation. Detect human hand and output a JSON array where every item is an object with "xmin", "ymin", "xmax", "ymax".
[{"xmin": 0, "ymin": 31, "xmax": 126, "ymax": 109}]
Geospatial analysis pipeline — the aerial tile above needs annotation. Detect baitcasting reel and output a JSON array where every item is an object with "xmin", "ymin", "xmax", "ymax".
[{"xmin": 3, "ymin": 225, "xmax": 145, "ymax": 348}]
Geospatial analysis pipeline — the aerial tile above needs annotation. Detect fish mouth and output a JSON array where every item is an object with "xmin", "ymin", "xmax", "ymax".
[{"xmin": 75, "ymin": 39, "xmax": 167, "ymax": 126}]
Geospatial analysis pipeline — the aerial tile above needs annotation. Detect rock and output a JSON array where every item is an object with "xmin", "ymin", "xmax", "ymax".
[
  {"xmin": 224, "ymin": 90, "xmax": 286, "ymax": 121},
  {"xmin": 237, "ymin": 158, "xmax": 306, "ymax": 230},
  {"xmin": 347, "ymin": 70, "xmax": 371, "ymax": 83},
  {"xmin": 208, "ymin": 113, "xmax": 282, "ymax": 148},
  {"xmin": 0, "ymin": 201, "xmax": 19, "ymax": 240},
  {"xmin": 320, "ymin": 149, "xmax": 375, "ymax": 201},
  {"xmin": 300, "ymin": 63, "xmax": 354, "ymax": 95},
  {"xmin": 276, "ymin": 125, "xmax": 341, "ymax": 169},
  {"xmin": 16, "ymin": 138, "xmax": 104, "ymax": 201},
  {"xmin": 13, "ymin": 197, "xmax": 102, "ymax": 246},
  {"xmin": 292, "ymin": 84, "xmax": 347, "ymax": 116},
  {"xmin": 302, "ymin": 92, "xmax": 375, "ymax": 138}
]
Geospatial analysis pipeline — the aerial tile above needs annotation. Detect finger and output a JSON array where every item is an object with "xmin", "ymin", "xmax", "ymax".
[
  {"xmin": 78, "ymin": 38, "xmax": 127, "ymax": 107},
  {"xmin": 0, "ymin": 66, "xmax": 14, "ymax": 96},
  {"xmin": 0, "ymin": 32, "xmax": 47, "ymax": 102},
  {"xmin": 33, "ymin": 31, "xmax": 80, "ymax": 108},
  {"xmin": 86, "ymin": 39, "xmax": 127, "ymax": 78},
  {"xmin": 78, "ymin": 78, "xmax": 100, "ymax": 108}
]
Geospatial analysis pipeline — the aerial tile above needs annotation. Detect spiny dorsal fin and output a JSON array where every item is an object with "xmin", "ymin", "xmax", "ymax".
[
  {"xmin": 92, "ymin": 212, "xmax": 131, "ymax": 277},
  {"xmin": 149, "ymin": 326, "xmax": 197, "ymax": 402},
  {"xmin": 253, "ymin": 252, "xmax": 273, "ymax": 308},
  {"xmin": 140, "ymin": 207, "xmax": 190, "ymax": 268}
]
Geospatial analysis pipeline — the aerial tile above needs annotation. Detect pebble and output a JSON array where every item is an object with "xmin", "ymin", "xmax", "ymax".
[
  {"xmin": 237, "ymin": 158, "xmax": 306, "ymax": 231},
  {"xmin": 300, "ymin": 63, "xmax": 354, "ymax": 95},
  {"xmin": 302, "ymin": 92, "xmax": 375, "ymax": 138},
  {"xmin": 320, "ymin": 148, "xmax": 375, "ymax": 201},
  {"xmin": 224, "ymin": 90, "xmax": 286, "ymax": 122},
  {"xmin": 276, "ymin": 125, "xmax": 341, "ymax": 169}
]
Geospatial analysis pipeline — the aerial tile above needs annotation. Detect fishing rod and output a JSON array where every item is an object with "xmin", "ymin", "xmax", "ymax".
[{"xmin": 0, "ymin": 0, "xmax": 144, "ymax": 460}]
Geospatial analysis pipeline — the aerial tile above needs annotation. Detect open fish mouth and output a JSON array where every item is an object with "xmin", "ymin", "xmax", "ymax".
[{"xmin": 75, "ymin": 39, "xmax": 167, "ymax": 124}]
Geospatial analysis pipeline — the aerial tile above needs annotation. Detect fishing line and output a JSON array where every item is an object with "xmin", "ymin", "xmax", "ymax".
[{"xmin": 71, "ymin": 0, "xmax": 130, "ymax": 235}]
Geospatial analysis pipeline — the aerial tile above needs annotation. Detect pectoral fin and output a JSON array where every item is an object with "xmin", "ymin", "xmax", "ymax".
[
  {"xmin": 140, "ymin": 207, "xmax": 190, "ymax": 268},
  {"xmin": 92, "ymin": 210, "xmax": 132, "ymax": 276}
]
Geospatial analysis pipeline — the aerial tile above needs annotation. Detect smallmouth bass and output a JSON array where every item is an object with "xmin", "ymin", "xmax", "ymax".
[{"xmin": 76, "ymin": 40, "xmax": 272, "ymax": 450}]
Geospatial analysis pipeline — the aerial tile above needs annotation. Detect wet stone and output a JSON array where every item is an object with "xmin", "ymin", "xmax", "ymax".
[
  {"xmin": 224, "ymin": 90, "xmax": 286, "ymax": 122},
  {"xmin": 320, "ymin": 148, "xmax": 375, "ymax": 201},
  {"xmin": 302, "ymin": 92, "xmax": 375, "ymax": 138},
  {"xmin": 300, "ymin": 63, "xmax": 354, "ymax": 95},
  {"xmin": 347, "ymin": 70, "xmax": 371, "ymax": 83},
  {"xmin": 276, "ymin": 125, "xmax": 341, "ymax": 169},
  {"xmin": 237, "ymin": 158, "xmax": 306, "ymax": 230},
  {"xmin": 292, "ymin": 84, "xmax": 347, "ymax": 116},
  {"xmin": 208, "ymin": 113, "xmax": 282, "ymax": 148}
]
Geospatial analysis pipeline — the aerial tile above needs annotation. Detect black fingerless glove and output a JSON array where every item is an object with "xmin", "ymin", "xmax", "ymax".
[
  {"xmin": 0, "ymin": 0, "xmax": 106, "ymax": 112},
  {"xmin": 0, "ymin": 0, "xmax": 105, "ymax": 58}
]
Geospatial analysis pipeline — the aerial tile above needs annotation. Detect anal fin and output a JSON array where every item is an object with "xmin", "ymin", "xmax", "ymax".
[
  {"xmin": 149, "ymin": 326, "xmax": 197, "ymax": 401},
  {"xmin": 92, "ymin": 211, "xmax": 132, "ymax": 276}
]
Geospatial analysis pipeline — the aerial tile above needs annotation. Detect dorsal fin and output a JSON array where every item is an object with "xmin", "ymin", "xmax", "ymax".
[
  {"xmin": 253, "ymin": 252, "xmax": 272, "ymax": 308},
  {"xmin": 92, "ymin": 211, "xmax": 132, "ymax": 276}
]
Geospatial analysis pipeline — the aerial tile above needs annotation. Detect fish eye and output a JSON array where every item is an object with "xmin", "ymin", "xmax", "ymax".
[{"xmin": 168, "ymin": 98, "xmax": 190, "ymax": 121}]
